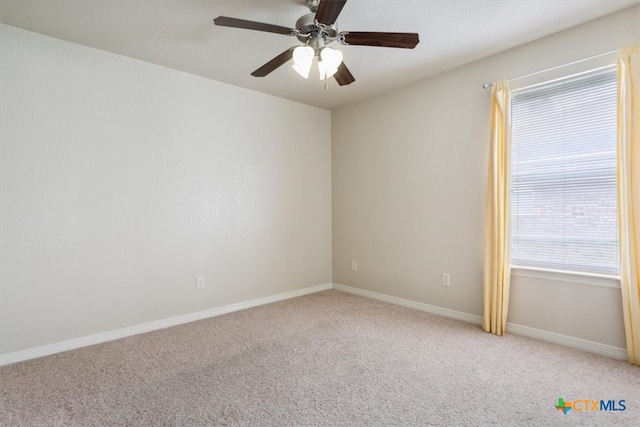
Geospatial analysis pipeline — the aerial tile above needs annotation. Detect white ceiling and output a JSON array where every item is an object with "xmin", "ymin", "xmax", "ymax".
[{"xmin": 1, "ymin": 0, "xmax": 638, "ymax": 110}]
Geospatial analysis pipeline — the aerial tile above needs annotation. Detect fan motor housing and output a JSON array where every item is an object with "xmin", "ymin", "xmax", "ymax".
[{"xmin": 295, "ymin": 13, "xmax": 337, "ymax": 44}]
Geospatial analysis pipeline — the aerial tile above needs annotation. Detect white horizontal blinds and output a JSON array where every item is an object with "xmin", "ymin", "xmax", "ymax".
[{"xmin": 511, "ymin": 67, "xmax": 619, "ymax": 275}]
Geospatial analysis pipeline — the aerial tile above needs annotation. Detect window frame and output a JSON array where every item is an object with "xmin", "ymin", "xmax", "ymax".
[{"xmin": 509, "ymin": 65, "xmax": 620, "ymax": 281}]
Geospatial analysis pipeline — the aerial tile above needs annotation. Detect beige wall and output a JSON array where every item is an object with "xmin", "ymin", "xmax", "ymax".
[
  {"xmin": 332, "ymin": 6, "xmax": 640, "ymax": 348},
  {"xmin": 2, "ymin": 6, "xmax": 638, "ymax": 358},
  {"xmin": 0, "ymin": 24, "xmax": 332, "ymax": 354}
]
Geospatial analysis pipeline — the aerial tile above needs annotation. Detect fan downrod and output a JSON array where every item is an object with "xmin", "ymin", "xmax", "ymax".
[{"xmin": 306, "ymin": 0, "xmax": 320, "ymax": 13}]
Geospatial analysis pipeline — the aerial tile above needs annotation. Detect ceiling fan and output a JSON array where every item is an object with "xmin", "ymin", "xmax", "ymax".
[{"xmin": 213, "ymin": 0, "xmax": 420, "ymax": 86}]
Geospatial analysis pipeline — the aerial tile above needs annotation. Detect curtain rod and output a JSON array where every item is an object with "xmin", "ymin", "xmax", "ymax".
[{"xmin": 482, "ymin": 49, "xmax": 617, "ymax": 89}]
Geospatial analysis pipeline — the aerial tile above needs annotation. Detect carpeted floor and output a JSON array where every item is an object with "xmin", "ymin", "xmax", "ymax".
[{"xmin": 1, "ymin": 289, "xmax": 639, "ymax": 426}]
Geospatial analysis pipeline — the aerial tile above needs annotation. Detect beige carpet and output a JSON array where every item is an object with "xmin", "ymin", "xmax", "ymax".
[{"xmin": 1, "ymin": 289, "xmax": 639, "ymax": 426}]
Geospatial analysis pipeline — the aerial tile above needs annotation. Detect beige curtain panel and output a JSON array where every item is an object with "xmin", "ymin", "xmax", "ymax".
[
  {"xmin": 617, "ymin": 45, "xmax": 640, "ymax": 366},
  {"xmin": 483, "ymin": 81, "xmax": 511, "ymax": 336}
]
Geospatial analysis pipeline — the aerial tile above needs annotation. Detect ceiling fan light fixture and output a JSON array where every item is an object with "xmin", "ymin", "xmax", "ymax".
[
  {"xmin": 318, "ymin": 47, "xmax": 343, "ymax": 79},
  {"xmin": 292, "ymin": 46, "xmax": 314, "ymax": 79},
  {"xmin": 292, "ymin": 62, "xmax": 312, "ymax": 79},
  {"xmin": 320, "ymin": 47, "xmax": 343, "ymax": 69},
  {"xmin": 214, "ymin": 0, "xmax": 419, "ymax": 86}
]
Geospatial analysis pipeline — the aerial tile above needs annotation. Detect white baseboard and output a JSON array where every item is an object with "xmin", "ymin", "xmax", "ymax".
[
  {"xmin": 0, "ymin": 283, "xmax": 332, "ymax": 366},
  {"xmin": 505, "ymin": 322, "xmax": 627, "ymax": 360},
  {"xmin": 2, "ymin": 282, "xmax": 627, "ymax": 366},
  {"xmin": 332, "ymin": 283, "xmax": 627, "ymax": 361},
  {"xmin": 333, "ymin": 283, "xmax": 483, "ymax": 325}
]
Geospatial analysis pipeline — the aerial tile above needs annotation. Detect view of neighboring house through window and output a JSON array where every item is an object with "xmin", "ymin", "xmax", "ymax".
[{"xmin": 510, "ymin": 67, "xmax": 619, "ymax": 276}]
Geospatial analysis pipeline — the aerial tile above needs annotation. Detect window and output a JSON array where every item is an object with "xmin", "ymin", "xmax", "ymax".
[{"xmin": 510, "ymin": 67, "xmax": 619, "ymax": 276}]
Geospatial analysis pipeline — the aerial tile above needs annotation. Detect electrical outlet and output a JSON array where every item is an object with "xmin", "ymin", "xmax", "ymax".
[
  {"xmin": 351, "ymin": 260, "xmax": 358, "ymax": 271},
  {"xmin": 196, "ymin": 276, "xmax": 205, "ymax": 289},
  {"xmin": 441, "ymin": 273, "xmax": 450, "ymax": 287}
]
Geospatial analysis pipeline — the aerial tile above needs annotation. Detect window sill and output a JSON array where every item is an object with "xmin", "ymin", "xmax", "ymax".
[{"xmin": 511, "ymin": 266, "xmax": 620, "ymax": 289}]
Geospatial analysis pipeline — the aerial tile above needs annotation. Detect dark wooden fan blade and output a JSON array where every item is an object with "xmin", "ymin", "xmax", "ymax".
[
  {"xmin": 315, "ymin": 0, "xmax": 348, "ymax": 25},
  {"xmin": 251, "ymin": 47, "xmax": 296, "ymax": 77},
  {"xmin": 214, "ymin": 16, "xmax": 294, "ymax": 35},
  {"xmin": 343, "ymin": 32, "xmax": 419, "ymax": 49},
  {"xmin": 333, "ymin": 62, "xmax": 355, "ymax": 86}
]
